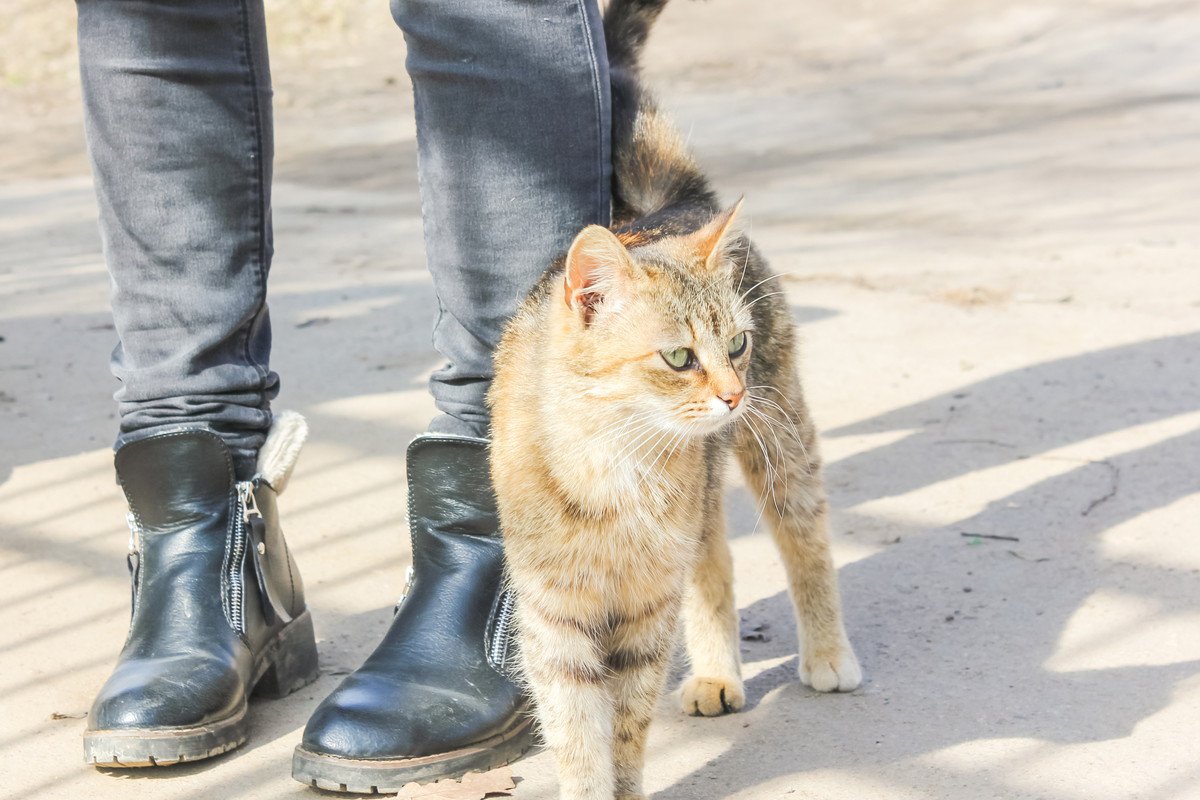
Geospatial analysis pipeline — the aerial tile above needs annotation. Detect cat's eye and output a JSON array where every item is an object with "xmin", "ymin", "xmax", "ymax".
[
  {"xmin": 728, "ymin": 331, "xmax": 748, "ymax": 358},
  {"xmin": 661, "ymin": 347, "xmax": 694, "ymax": 370}
]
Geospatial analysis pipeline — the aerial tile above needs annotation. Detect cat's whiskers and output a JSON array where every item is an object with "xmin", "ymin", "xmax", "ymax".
[
  {"xmin": 576, "ymin": 423, "xmax": 654, "ymax": 487},
  {"xmin": 746, "ymin": 383, "xmax": 801, "ymax": 409},
  {"xmin": 559, "ymin": 410, "xmax": 662, "ymax": 505},
  {"xmin": 737, "ymin": 268, "xmax": 802, "ymax": 306},
  {"xmin": 633, "ymin": 425, "xmax": 668, "ymax": 470},
  {"xmin": 733, "ymin": 234, "xmax": 754, "ymax": 296},
  {"xmin": 631, "ymin": 426, "xmax": 696, "ymax": 512},
  {"xmin": 748, "ymin": 417, "xmax": 787, "ymax": 515},
  {"xmin": 610, "ymin": 418, "xmax": 675, "ymax": 477},
  {"xmin": 745, "ymin": 393, "xmax": 802, "ymax": 442},
  {"xmin": 641, "ymin": 419, "xmax": 691, "ymax": 481},
  {"xmin": 734, "ymin": 413, "xmax": 777, "ymax": 537},
  {"xmin": 605, "ymin": 408, "xmax": 666, "ymax": 455},
  {"xmin": 740, "ymin": 406, "xmax": 785, "ymax": 518},
  {"xmin": 745, "ymin": 404, "xmax": 790, "ymax": 512},
  {"xmin": 746, "ymin": 388, "xmax": 813, "ymax": 472},
  {"xmin": 599, "ymin": 404, "xmax": 664, "ymax": 437},
  {"xmin": 737, "ymin": 271, "xmax": 783, "ymax": 304},
  {"xmin": 654, "ymin": 420, "xmax": 699, "ymax": 487},
  {"xmin": 742, "ymin": 289, "xmax": 789, "ymax": 312},
  {"xmin": 591, "ymin": 407, "xmax": 659, "ymax": 445},
  {"xmin": 745, "ymin": 399, "xmax": 791, "ymax": 453},
  {"xmin": 746, "ymin": 384, "xmax": 810, "ymax": 434},
  {"xmin": 606, "ymin": 427, "xmax": 663, "ymax": 499}
]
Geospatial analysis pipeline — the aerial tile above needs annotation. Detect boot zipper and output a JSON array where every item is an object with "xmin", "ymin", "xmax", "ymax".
[
  {"xmin": 125, "ymin": 511, "xmax": 142, "ymax": 617},
  {"xmin": 489, "ymin": 588, "xmax": 516, "ymax": 670},
  {"xmin": 394, "ymin": 564, "xmax": 416, "ymax": 615},
  {"xmin": 235, "ymin": 479, "xmax": 292, "ymax": 627},
  {"xmin": 227, "ymin": 480, "xmax": 259, "ymax": 634}
]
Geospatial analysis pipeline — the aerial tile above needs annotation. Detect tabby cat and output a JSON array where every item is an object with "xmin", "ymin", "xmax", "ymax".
[{"xmin": 488, "ymin": 1, "xmax": 861, "ymax": 797}]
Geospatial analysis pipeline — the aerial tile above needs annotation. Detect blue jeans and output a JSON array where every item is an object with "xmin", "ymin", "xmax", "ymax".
[{"xmin": 75, "ymin": 0, "xmax": 611, "ymax": 475}]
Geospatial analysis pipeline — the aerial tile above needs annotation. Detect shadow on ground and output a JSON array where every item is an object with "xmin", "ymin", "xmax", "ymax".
[{"xmin": 654, "ymin": 330, "xmax": 1200, "ymax": 799}]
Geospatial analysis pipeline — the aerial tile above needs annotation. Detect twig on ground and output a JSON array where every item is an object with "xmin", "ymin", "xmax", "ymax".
[
  {"xmin": 960, "ymin": 532, "xmax": 1020, "ymax": 542},
  {"xmin": 1007, "ymin": 550, "xmax": 1051, "ymax": 563},
  {"xmin": 934, "ymin": 438, "xmax": 1017, "ymax": 448},
  {"xmin": 1081, "ymin": 460, "xmax": 1119, "ymax": 516}
]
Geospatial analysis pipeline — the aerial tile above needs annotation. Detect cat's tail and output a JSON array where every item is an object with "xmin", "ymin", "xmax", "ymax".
[
  {"xmin": 604, "ymin": 0, "xmax": 669, "ymax": 75},
  {"xmin": 604, "ymin": 0, "xmax": 719, "ymax": 222}
]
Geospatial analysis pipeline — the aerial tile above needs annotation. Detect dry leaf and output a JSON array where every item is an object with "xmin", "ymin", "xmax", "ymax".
[
  {"xmin": 394, "ymin": 767, "xmax": 515, "ymax": 800},
  {"xmin": 49, "ymin": 711, "xmax": 87, "ymax": 720}
]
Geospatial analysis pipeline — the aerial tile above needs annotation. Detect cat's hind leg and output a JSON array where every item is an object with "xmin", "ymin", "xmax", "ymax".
[
  {"xmin": 735, "ymin": 381, "xmax": 862, "ymax": 692},
  {"xmin": 680, "ymin": 480, "xmax": 746, "ymax": 716}
]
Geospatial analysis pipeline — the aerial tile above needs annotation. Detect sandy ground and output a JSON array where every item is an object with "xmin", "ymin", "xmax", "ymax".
[{"xmin": 2, "ymin": 1, "xmax": 1199, "ymax": 798}]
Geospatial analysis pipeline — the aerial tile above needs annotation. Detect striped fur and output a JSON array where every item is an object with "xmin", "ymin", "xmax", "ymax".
[{"xmin": 488, "ymin": 2, "xmax": 861, "ymax": 797}]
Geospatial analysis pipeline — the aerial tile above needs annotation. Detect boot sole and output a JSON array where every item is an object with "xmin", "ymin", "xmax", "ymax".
[
  {"xmin": 85, "ymin": 609, "xmax": 320, "ymax": 768},
  {"xmin": 291, "ymin": 713, "xmax": 538, "ymax": 793}
]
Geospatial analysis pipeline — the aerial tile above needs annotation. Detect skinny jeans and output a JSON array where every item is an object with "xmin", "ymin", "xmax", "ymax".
[{"xmin": 75, "ymin": 0, "xmax": 612, "ymax": 474}]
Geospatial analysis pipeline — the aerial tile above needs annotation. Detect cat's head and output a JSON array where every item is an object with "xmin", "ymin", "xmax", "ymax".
[{"xmin": 556, "ymin": 200, "xmax": 754, "ymax": 438}]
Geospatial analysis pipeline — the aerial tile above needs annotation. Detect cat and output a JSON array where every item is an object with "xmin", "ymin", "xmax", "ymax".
[{"xmin": 487, "ymin": 1, "xmax": 861, "ymax": 797}]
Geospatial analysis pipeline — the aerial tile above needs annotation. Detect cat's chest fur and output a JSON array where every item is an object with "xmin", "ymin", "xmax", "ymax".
[{"xmin": 502, "ymin": 431, "xmax": 708, "ymax": 615}]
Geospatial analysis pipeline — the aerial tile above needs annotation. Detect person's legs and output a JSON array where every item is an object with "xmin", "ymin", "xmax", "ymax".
[
  {"xmin": 402, "ymin": 0, "xmax": 613, "ymax": 437},
  {"xmin": 77, "ymin": 0, "xmax": 317, "ymax": 768},
  {"xmin": 78, "ymin": 0, "xmax": 278, "ymax": 478},
  {"xmin": 294, "ymin": 0, "xmax": 611, "ymax": 791}
]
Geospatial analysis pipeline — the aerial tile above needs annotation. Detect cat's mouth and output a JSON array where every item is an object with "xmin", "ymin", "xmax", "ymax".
[
  {"xmin": 676, "ymin": 400, "xmax": 746, "ymax": 436},
  {"xmin": 715, "ymin": 403, "xmax": 747, "ymax": 431}
]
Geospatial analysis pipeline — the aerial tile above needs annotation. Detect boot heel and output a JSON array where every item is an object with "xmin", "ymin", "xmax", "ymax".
[{"xmin": 256, "ymin": 610, "xmax": 320, "ymax": 699}]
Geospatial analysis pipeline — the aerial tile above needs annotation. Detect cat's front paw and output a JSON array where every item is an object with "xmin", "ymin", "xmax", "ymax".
[
  {"xmin": 800, "ymin": 641, "xmax": 862, "ymax": 692},
  {"xmin": 680, "ymin": 675, "xmax": 746, "ymax": 716}
]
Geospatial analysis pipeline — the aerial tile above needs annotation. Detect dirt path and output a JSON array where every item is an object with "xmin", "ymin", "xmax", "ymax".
[{"xmin": 2, "ymin": 2, "xmax": 1198, "ymax": 798}]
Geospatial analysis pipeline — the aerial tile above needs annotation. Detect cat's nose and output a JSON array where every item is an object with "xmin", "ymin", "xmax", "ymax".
[{"xmin": 719, "ymin": 389, "xmax": 744, "ymax": 410}]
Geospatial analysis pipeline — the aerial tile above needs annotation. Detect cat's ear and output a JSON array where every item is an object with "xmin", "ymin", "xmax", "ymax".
[
  {"xmin": 564, "ymin": 225, "xmax": 632, "ymax": 324},
  {"xmin": 693, "ymin": 196, "xmax": 745, "ymax": 270}
]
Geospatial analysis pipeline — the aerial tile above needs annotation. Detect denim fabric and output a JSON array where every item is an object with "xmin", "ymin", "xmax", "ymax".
[
  {"xmin": 77, "ymin": 0, "xmax": 277, "ymax": 475},
  {"xmin": 394, "ymin": 0, "xmax": 612, "ymax": 437},
  {"xmin": 76, "ymin": 0, "xmax": 611, "ymax": 470}
]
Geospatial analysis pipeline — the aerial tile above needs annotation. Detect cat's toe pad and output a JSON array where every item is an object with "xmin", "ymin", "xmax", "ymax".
[
  {"xmin": 680, "ymin": 676, "xmax": 746, "ymax": 716},
  {"xmin": 800, "ymin": 644, "xmax": 862, "ymax": 692}
]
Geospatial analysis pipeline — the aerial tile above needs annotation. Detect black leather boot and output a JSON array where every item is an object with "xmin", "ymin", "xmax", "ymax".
[
  {"xmin": 292, "ymin": 435, "xmax": 534, "ymax": 793},
  {"xmin": 85, "ymin": 416, "xmax": 319, "ymax": 767}
]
